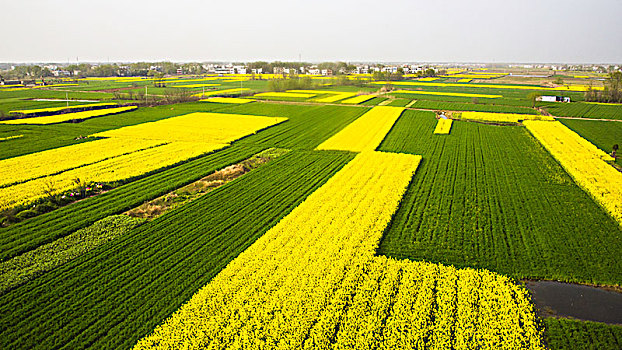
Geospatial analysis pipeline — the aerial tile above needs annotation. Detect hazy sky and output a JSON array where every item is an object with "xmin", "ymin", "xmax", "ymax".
[{"xmin": 2, "ymin": 0, "xmax": 621, "ymax": 63}]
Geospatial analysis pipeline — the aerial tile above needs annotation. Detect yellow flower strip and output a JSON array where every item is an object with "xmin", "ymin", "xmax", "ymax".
[
  {"xmin": 9, "ymin": 102, "xmax": 117, "ymax": 115},
  {"xmin": 371, "ymin": 81, "xmax": 604, "ymax": 92},
  {"xmin": 0, "ymin": 106, "xmax": 137, "ymax": 125},
  {"xmin": 460, "ymin": 111, "xmax": 554, "ymax": 123},
  {"xmin": 434, "ymin": 118, "xmax": 453, "ymax": 134},
  {"xmin": 0, "ymin": 135, "xmax": 23, "ymax": 142},
  {"xmin": 316, "ymin": 106, "xmax": 404, "ymax": 152},
  {"xmin": 0, "ymin": 112, "xmax": 285, "ymax": 210},
  {"xmin": 192, "ymin": 88, "xmax": 250, "ymax": 97},
  {"xmin": 457, "ymin": 78, "xmax": 472, "ymax": 82},
  {"xmin": 93, "ymin": 112, "xmax": 286, "ymax": 143},
  {"xmin": 392, "ymin": 89, "xmax": 502, "ymax": 99},
  {"xmin": 340, "ymin": 95, "xmax": 375, "ymax": 104},
  {"xmin": 171, "ymin": 84, "xmax": 220, "ymax": 88},
  {"xmin": 32, "ymin": 84, "xmax": 80, "ymax": 88},
  {"xmin": 0, "ymin": 87, "xmax": 30, "ymax": 91},
  {"xmin": 0, "ymin": 142, "xmax": 225, "ymax": 210},
  {"xmin": 585, "ymin": 102, "xmax": 622, "ymax": 106},
  {"xmin": 525, "ymin": 120, "xmax": 622, "ymax": 224},
  {"xmin": 134, "ymin": 151, "xmax": 544, "ymax": 349},
  {"xmin": 254, "ymin": 92, "xmax": 316, "ymax": 98},
  {"xmin": 200, "ymin": 97, "xmax": 255, "ymax": 104},
  {"xmin": 0, "ymin": 137, "xmax": 163, "ymax": 188},
  {"xmin": 314, "ymin": 92, "xmax": 357, "ymax": 103},
  {"xmin": 441, "ymin": 74, "xmax": 506, "ymax": 79}
]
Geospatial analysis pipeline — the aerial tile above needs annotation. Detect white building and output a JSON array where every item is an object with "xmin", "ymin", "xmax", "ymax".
[{"xmin": 538, "ymin": 95, "xmax": 571, "ymax": 103}]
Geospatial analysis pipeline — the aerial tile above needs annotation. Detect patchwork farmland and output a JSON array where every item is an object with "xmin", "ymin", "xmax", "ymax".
[{"xmin": 1, "ymin": 69, "xmax": 621, "ymax": 350}]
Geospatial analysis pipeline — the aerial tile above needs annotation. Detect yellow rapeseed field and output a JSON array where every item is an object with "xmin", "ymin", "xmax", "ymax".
[
  {"xmin": 393, "ymin": 89, "xmax": 502, "ymax": 99},
  {"xmin": 434, "ymin": 118, "xmax": 453, "ymax": 134},
  {"xmin": 0, "ymin": 106, "xmax": 137, "ymax": 125},
  {"xmin": 372, "ymin": 81, "xmax": 604, "ymax": 92},
  {"xmin": 134, "ymin": 151, "xmax": 544, "ymax": 349},
  {"xmin": 0, "ymin": 142, "xmax": 225, "ymax": 210},
  {"xmin": 193, "ymin": 88, "xmax": 250, "ymax": 97},
  {"xmin": 0, "ymin": 112, "xmax": 286, "ymax": 210},
  {"xmin": 9, "ymin": 102, "xmax": 116, "ymax": 115},
  {"xmin": 0, "ymin": 137, "xmax": 163, "ymax": 188},
  {"xmin": 314, "ymin": 92, "xmax": 357, "ymax": 103},
  {"xmin": 286, "ymin": 90, "xmax": 358, "ymax": 103},
  {"xmin": 459, "ymin": 111, "xmax": 554, "ymax": 123},
  {"xmin": 316, "ymin": 106, "xmax": 404, "ymax": 152},
  {"xmin": 92, "ymin": 112, "xmax": 286, "ymax": 143},
  {"xmin": 171, "ymin": 83, "xmax": 220, "ymax": 88},
  {"xmin": 200, "ymin": 97, "xmax": 255, "ymax": 104},
  {"xmin": 254, "ymin": 92, "xmax": 316, "ymax": 98},
  {"xmin": 525, "ymin": 120, "xmax": 621, "ymax": 224}
]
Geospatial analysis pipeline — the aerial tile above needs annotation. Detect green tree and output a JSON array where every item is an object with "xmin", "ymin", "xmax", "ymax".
[{"xmin": 527, "ymin": 92, "xmax": 542, "ymax": 108}]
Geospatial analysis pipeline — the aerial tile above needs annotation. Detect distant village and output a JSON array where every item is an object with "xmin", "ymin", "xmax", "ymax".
[{"xmin": 0, "ymin": 61, "xmax": 619, "ymax": 82}]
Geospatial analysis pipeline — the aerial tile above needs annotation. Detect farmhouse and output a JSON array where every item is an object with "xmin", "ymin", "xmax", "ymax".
[{"xmin": 538, "ymin": 95, "xmax": 571, "ymax": 103}]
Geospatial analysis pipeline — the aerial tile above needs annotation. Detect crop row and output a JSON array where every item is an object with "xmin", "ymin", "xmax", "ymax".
[
  {"xmin": 0, "ymin": 150, "xmax": 354, "ymax": 349},
  {"xmin": 458, "ymin": 111, "xmax": 553, "ymax": 123},
  {"xmin": 377, "ymin": 110, "xmax": 622, "ymax": 286},
  {"xmin": 9, "ymin": 102, "xmax": 116, "ymax": 116},
  {"xmin": 392, "ymin": 89, "xmax": 503, "ymax": 99},
  {"xmin": 525, "ymin": 120, "xmax": 622, "ymax": 224},
  {"xmin": 542, "ymin": 102, "xmax": 622, "ymax": 120},
  {"xmin": 372, "ymin": 80, "xmax": 599, "ymax": 92},
  {"xmin": 0, "ymin": 215, "xmax": 144, "ymax": 294},
  {"xmin": 0, "ymin": 106, "xmax": 137, "ymax": 125},
  {"xmin": 134, "ymin": 151, "xmax": 543, "ymax": 349},
  {"xmin": 544, "ymin": 318, "xmax": 622, "ymax": 350},
  {"xmin": 407, "ymin": 99, "xmax": 539, "ymax": 114}
]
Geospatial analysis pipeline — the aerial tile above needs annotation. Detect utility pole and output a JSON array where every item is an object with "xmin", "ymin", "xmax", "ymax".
[
  {"xmin": 145, "ymin": 85, "xmax": 148, "ymax": 102},
  {"xmin": 66, "ymin": 92, "xmax": 69, "ymax": 107}
]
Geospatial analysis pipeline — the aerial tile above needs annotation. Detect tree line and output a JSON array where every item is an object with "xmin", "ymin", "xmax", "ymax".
[{"xmin": 585, "ymin": 72, "xmax": 622, "ymax": 103}]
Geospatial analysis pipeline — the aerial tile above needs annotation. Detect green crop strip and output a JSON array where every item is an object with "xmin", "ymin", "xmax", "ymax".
[
  {"xmin": 377, "ymin": 110, "xmax": 622, "ymax": 286},
  {"xmin": 544, "ymin": 102, "xmax": 622, "ymax": 120}
]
